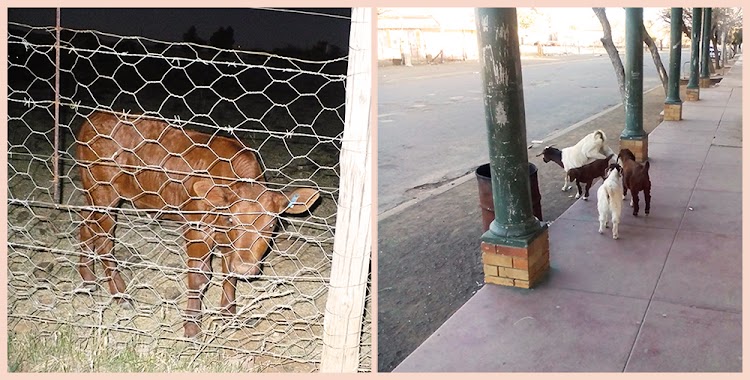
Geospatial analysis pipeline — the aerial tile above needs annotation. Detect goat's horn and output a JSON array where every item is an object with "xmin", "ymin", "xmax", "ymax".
[{"xmin": 535, "ymin": 152, "xmax": 544, "ymax": 157}]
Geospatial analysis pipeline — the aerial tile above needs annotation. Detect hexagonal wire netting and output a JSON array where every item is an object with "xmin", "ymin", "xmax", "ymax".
[{"xmin": 7, "ymin": 10, "xmax": 370, "ymax": 373}]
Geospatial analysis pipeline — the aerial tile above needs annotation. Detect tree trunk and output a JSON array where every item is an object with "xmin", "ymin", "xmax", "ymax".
[
  {"xmin": 641, "ymin": 24, "xmax": 669, "ymax": 94},
  {"xmin": 721, "ymin": 29, "xmax": 728, "ymax": 67},
  {"xmin": 712, "ymin": 34, "xmax": 721, "ymax": 71},
  {"xmin": 593, "ymin": 8, "xmax": 626, "ymax": 101}
]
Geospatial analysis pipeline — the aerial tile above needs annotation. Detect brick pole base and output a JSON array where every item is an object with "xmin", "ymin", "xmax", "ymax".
[
  {"xmin": 663, "ymin": 103, "xmax": 682, "ymax": 121},
  {"xmin": 699, "ymin": 78, "xmax": 712, "ymax": 88},
  {"xmin": 481, "ymin": 229, "xmax": 550, "ymax": 289},
  {"xmin": 686, "ymin": 87, "xmax": 700, "ymax": 101},
  {"xmin": 620, "ymin": 136, "xmax": 649, "ymax": 162}
]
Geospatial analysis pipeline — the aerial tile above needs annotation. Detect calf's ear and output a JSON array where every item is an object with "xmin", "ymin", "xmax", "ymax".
[{"xmin": 272, "ymin": 188, "xmax": 320, "ymax": 214}]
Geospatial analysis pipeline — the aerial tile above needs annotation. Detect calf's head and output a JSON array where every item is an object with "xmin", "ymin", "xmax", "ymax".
[{"xmin": 192, "ymin": 180, "xmax": 319, "ymax": 276}]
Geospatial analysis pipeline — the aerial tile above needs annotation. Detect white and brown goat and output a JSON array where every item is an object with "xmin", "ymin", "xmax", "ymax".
[
  {"xmin": 598, "ymin": 163, "xmax": 624, "ymax": 240},
  {"xmin": 537, "ymin": 130, "xmax": 615, "ymax": 191}
]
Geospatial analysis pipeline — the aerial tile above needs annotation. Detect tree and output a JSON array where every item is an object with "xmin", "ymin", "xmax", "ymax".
[
  {"xmin": 593, "ymin": 8, "xmax": 626, "ymax": 100},
  {"xmin": 593, "ymin": 8, "xmax": 669, "ymax": 102},
  {"xmin": 641, "ymin": 23, "xmax": 668, "ymax": 94},
  {"xmin": 182, "ymin": 25, "xmax": 206, "ymax": 45},
  {"xmin": 711, "ymin": 8, "xmax": 743, "ymax": 68},
  {"xmin": 659, "ymin": 8, "xmax": 692, "ymax": 38},
  {"xmin": 660, "ymin": 8, "xmax": 742, "ymax": 69},
  {"xmin": 209, "ymin": 26, "xmax": 235, "ymax": 50}
]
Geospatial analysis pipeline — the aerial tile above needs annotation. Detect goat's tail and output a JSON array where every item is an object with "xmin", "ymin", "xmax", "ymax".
[{"xmin": 644, "ymin": 161, "xmax": 650, "ymax": 172}]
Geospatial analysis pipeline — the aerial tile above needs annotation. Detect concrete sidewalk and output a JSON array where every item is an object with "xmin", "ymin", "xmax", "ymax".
[{"xmin": 395, "ymin": 56, "xmax": 742, "ymax": 372}]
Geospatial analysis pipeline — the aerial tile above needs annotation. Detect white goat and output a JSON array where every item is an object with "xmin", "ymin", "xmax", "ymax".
[
  {"xmin": 538, "ymin": 130, "xmax": 616, "ymax": 191},
  {"xmin": 597, "ymin": 163, "xmax": 624, "ymax": 240}
]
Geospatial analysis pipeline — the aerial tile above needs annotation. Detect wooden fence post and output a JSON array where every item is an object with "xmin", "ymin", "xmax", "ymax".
[{"xmin": 319, "ymin": 7, "xmax": 373, "ymax": 373}]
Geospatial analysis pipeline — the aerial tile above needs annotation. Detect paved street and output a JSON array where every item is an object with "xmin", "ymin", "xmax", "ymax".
[{"xmin": 378, "ymin": 51, "xmax": 673, "ymax": 213}]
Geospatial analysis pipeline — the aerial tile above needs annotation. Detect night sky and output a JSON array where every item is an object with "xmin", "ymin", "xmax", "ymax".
[{"xmin": 8, "ymin": 8, "xmax": 351, "ymax": 52}]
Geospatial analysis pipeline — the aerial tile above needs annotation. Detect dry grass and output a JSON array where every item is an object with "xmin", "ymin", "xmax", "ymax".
[{"xmin": 8, "ymin": 325, "xmax": 255, "ymax": 372}]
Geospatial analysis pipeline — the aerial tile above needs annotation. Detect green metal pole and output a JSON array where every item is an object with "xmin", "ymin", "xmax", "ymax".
[
  {"xmin": 622, "ymin": 8, "xmax": 645, "ymax": 139},
  {"xmin": 687, "ymin": 8, "xmax": 702, "ymax": 90},
  {"xmin": 665, "ymin": 8, "xmax": 683, "ymax": 104},
  {"xmin": 700, "ymin": 8, "xmax": 712, "ymax": 80},
  {"xmin": 475, "ymin": 8, "xmax": 543, "ymax": 244}
]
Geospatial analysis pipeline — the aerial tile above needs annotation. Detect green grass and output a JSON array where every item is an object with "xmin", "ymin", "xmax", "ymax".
[{"xmin": 8, "ymin": 326, "xmax": 253, "ymax": 372}]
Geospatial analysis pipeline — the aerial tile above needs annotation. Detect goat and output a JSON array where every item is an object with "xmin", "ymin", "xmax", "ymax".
[
  {"xmin": 566, "ymin": 154, "xmax": 614, "ymax": 200},
  {"xmin": 618, "ymin": 148, "xmax": 651, "ymax": 216},
  {"xmin": 537, "ymin": 130, "xmax": 615, "ymax": 191},
  {"xmin": 597, "ymin": 163, "xmax": 624, "ymax": 239}
]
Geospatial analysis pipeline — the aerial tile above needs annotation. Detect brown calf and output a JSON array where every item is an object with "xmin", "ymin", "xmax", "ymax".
[{"xmin": 76, "ymin": 111, "xmax": 319, "ymax": 337}]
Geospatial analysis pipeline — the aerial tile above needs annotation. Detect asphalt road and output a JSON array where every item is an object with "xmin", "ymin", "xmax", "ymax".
[{"xmin": 378, "ymin": 51, "xmax": 672, "ymax": 214}]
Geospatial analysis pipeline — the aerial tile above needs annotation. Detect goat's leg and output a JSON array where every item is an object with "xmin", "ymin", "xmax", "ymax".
[
  {"xmin": 562, "ymin": 172, "xmax": 570, "ymax": 191},
  {"xmin": 575, "ymin": 180, "xmax": 583, "ymax": 199},
  {"xmin": 583, "ymin": 181, "xmax": 593, "ymax": 200},
  {"xmin": 598, "ymin": 195, "xmax": 609, "ymax": 233},
  {"xmin": 598, "ymin": 215, "xmax": 608, "ymax": 233},
  {"xmin": 612, "ymin": 218, "xmax": 619, "ymax": 239},
  {"xmin": 587, "ymin": 151, "xmax": 608, "ymax": 160},
  {"xmin": 644, "ymin": 187, "xmax": 651, "ymax": 215},
  {"xmin": 611, "ymin": 198, "xmax": 621, "ymax": 239},
  {"xmin": 622, "ymin": 177, "xmax": 629, "ymax": 200},
  {"xmin": 632, "ymin": 191, "xmax": 640, "ymax": 216}
]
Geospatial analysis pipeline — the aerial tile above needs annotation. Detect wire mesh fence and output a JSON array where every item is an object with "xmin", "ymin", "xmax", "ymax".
[{"xmin": 7, "ymin": 9, "xmax": 370, "ymax": 372}]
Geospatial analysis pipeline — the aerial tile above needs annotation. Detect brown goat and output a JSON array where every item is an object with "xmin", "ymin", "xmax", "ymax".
[
  {"xmin": 618, "ymin": 148, "xmax": 651, "ymax": 216},
  {"xmin": 566, "ymin": 154, "xmax": 614, "ymax": 200}
]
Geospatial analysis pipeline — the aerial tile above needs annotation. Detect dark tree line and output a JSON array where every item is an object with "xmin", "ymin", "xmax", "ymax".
[
  {"xmin": 181, "ymin": 25, "xmax": 344, "ymax": 59},
  {"xmin": 182, "ymin": 25, "xmax": 234, "ymax": 49}
]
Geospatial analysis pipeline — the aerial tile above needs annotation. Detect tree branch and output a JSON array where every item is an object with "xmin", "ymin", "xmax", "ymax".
[
  {"xmin": 641, "ymin": 24, "xmax": 669, "ymax": 94},
  {"xmin": 593, "ymin": 7, "xmax": 626, "ymax": 102}
]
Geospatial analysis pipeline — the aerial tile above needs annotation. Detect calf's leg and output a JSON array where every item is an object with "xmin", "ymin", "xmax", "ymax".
[
  {"xmin": 183, "ymin": 229, "xmax": 214, "ymax": 338},
  {"xmin": 78, "ymin": 186, "xmax": 126, "ymax": 297},
  {"xmin": 79, "ymin": 211, "xmax": 125, "ymax": 295},
  {"xmin": 219, "ymin": 251, "xmax": 238, "ymax": 316}
]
